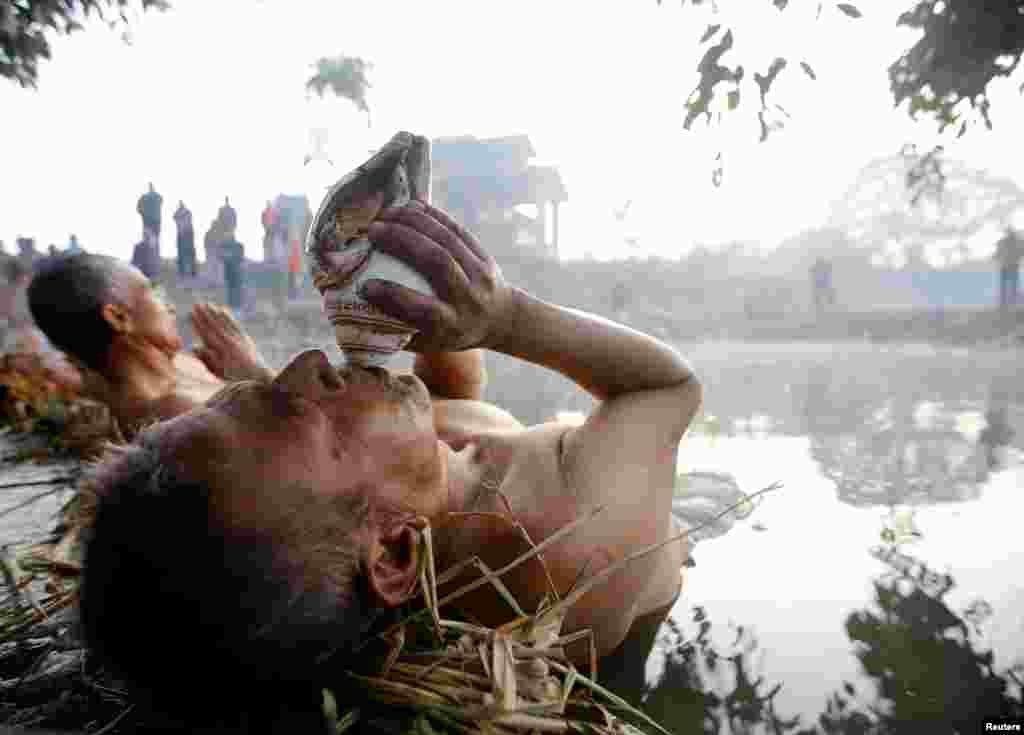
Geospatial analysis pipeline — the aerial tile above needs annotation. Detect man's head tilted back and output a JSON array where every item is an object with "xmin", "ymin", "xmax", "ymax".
[
  {"xmin": 80, "ymin": 350, "xmax": 444, "ymax": 693},
  {"xmin": 27, "ymin": 253, "xmax": 181, "ymax": 374}
]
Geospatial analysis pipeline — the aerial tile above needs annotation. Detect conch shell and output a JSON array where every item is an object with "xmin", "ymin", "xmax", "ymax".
[{"xmin": 306, "ymin": 132, "xmax": 435, "ymax": 366}]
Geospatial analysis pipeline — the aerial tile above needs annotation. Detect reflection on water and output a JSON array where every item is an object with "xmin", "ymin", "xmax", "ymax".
[
  {"xmin": 484, "ymin": 343, "xmax": 1024, "ymax": 732},
  {"xmin": 602, "ymin": 547, "xmax": 1023, "ymax": 734}
]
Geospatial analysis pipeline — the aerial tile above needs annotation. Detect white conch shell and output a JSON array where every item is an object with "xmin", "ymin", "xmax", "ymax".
[{"xmin": 306, "ymin": 131, "xmax": 435, "ymax": 366}]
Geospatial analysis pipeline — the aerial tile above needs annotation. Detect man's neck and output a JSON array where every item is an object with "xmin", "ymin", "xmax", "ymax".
[
  {"xmin": 103, "ymin": 339, "xmax": 178, "ymax": 418},
  {"xmin": 433, "ymin": 439, "xmax": 512, "ymax": 569}
]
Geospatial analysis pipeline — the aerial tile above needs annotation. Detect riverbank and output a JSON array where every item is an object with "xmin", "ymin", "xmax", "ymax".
[
  {"xmin": 161, "ymin": 260, "xmax": 1024, "ymax": 352},
  {"xmin": 681, "ymin": 306, "xmax": 1024, "ymax": 347}
]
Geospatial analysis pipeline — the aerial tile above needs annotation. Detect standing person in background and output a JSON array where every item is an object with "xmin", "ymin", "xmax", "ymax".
[
  {"xmin": 273, "ymin": 225, "xmax": 290, "ymax": 311},
  {"xmin": 288, "ymin": 232, "xmax": 302, "ymax": 300},
  {"xmin": 174, "ymin": 201, "xmax": 197, "ymax": 279},
  {"xmin": 220, "ymin": 233, "xmax": 245, "ymax": 317},
  {"xmin": 264, "ymin": 199, "xmax": 287, "ymax": 310},
  {"xmin": 261, "ymin": 200, "xmax": 276, "ymax": 263},
  {"xmin": 132, "ymin": 228, "xmax": 161, "ymax": 284},
  {"xmin": 995, "ymin": 226, "xmax": 1023, "ymax": 310},
  {"xmin": 810, "ymin": 257, "xmax": 834, "ymax": 316},
  {"xmin": 47, "ymin": 244, "xmax": 60, "ymax": 257},
  {"xmin": 67, "ymin": 234, "xmax": 83, "ymax": 254},
  {"xmin": 137, "ymin": 183, "xmax": 163, "ymax": 256},
  {"xmin": 218, "ymin": 196, "xmax": 238, "ymax": 237},
  {"xmin": 203, "ymin": 220, "xmax": 224, "ymax": 286},
  {"xmin": 16, "ymin": 238, "xmax": 39, "ymax": 273}
]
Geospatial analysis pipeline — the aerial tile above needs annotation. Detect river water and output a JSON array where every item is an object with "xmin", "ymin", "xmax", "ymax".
[{"xmin": 485, "ymin": 341, "xmax": 1024, "ymax": 733}]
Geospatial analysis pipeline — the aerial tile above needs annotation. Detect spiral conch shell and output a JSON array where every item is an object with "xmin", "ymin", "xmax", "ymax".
[{"xmin": 306, "ymin": 132, "xmax": 435, "ymax": 366}]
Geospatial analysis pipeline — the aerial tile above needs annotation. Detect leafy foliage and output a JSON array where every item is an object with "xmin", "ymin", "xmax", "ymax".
[
  {"xmin": 889, "ymin": 0, "xmax": 1024, "ymax": 136},
  {"xmin": 662, "ymin": 1, "xmax": 863, "ymax": 146},
  {"xmin": 0, "ymin": 0, "xmax": 169, "ymax": 88},
  {"xmin": 664, "ymin": 0, "xmax": 1024, "ymax": 146},
  {"xmin": 305, "ymin": 54, "xmax": 373, "ymax": 123}
]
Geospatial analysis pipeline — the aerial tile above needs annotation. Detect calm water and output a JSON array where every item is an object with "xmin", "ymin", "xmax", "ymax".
[{"xmin": 483, "ymin": 341, "xmax": 1024, "ymax": 733}]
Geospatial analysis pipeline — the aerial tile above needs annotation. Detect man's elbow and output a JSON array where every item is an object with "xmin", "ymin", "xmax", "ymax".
[{"xmin": 671, "ymin": 373, "xmax": 703, "ymax": 437}]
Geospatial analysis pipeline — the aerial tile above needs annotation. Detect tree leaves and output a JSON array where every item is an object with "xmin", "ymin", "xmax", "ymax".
[
  {"xmin": 683, "ymin": 28, "xmax": 739, "ymax": 131},
  {"xmin": 700, "ymin": 24, "xmax": 721, "ymax": 43},
  {"xmin": 1, "ymin": 0, "xmax": 171, "ymax": 89},
  {"xmin": 836, "ymin": 3, "xmax": 862, "ymax": 18},
  {"xmin": 305, "ymin": 54, "xmax": 374, "ymax": 123}
]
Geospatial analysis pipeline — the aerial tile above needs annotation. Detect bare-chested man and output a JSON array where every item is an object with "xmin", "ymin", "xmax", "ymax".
[
  {"xmin": 79, "ymin": 202, "xmax": 701, "ymax": 720},
  {"xmin": 27, "ymin": 253, "xmax": 274, "ymax": 435}
]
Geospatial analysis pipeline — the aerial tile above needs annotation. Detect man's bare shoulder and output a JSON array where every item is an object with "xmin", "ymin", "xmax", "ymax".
[{"xmin": 431, "ymin": 397, "xmax": 524, "ymax": 443}]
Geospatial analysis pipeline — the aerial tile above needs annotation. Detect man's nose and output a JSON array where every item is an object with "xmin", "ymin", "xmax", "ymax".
[{"xmin": 272, "ymin": 349, "xmax": 343, "ymax": 399}]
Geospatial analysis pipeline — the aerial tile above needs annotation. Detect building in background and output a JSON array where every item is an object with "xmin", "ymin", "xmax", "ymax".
[{"xmin": 431, "ymin": 135, "xmax": 567, "ymax": 259}]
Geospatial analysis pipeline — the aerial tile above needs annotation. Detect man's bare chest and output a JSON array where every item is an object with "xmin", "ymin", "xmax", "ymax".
[
  {"xmin": 174, "ymin": 353, "xmax": 224, "ymax": 404},
  {"xmin": 431, "ymin": 399, "xmax": 571, "ymax": 515}
]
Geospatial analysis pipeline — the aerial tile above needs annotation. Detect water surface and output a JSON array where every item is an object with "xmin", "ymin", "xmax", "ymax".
[{"xmin": 484, "ymin": 342, "xmax": 1024, "ymax": 732}]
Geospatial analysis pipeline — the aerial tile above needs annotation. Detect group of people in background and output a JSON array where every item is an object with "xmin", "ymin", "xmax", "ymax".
[
  {"xmin": 262, "ymin": 194, "xmax": 313, "ymax": 308},
  {"xmin": 128, "ymin": 184, "xmax": 312, "ymax": 317}
]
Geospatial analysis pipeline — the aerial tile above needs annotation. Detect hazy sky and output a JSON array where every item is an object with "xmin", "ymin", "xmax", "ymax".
[{"xmin": 3, "ymin": 0, "xmax": 1024, "ymax": 263}]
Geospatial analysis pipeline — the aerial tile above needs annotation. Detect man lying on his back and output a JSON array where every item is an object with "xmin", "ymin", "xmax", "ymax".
[{"xmin": 79, "ymin": 201, "xmax": 702, "ymax": 711}]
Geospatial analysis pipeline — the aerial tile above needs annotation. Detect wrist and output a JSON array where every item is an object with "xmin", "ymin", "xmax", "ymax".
[
  {"xmin": 481, "ymin": 286, "xmax": 529, "ymax": 352},
  {"xmin": 413, "ymin": 349, "xmax": 486, "ymax": 399}
]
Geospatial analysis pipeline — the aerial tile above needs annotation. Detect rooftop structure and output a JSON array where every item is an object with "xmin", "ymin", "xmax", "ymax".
[{"xmin": 431, "ymin": 135, "xmax": 567, "ymax": 258}]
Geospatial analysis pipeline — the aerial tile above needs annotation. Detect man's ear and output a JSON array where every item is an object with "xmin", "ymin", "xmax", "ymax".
[
  {"xmin": 364, "ymin": 521, "xmax": 421, "ymax": 608},
  {"xmin": 101, "ymin": 302, "xmax": 134, "ymax": 335}
]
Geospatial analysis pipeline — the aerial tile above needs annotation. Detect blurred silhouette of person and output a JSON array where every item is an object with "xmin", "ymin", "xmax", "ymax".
[
  {"xmin": 203, "ymin": 220, "xmax": 224, "ymax": 286},
  {"xmin": 609, "ymin": 281, "xmax": 629, "ymax": 319},
  {"xmin": 132, "ymin": 228, "xmax": 161, "ymax": 283},
  {"xmin": 67, "ymin": 234, "xmax": 83, "ymax": 254},
  {"xmin": 261, "ymin": 199, "xmax": 276, "ymax": 262},
  {"xmin": 16, "ymin": 237, "xmax": 37, "ymax": 264},
  {"xmin": 810, "ymin": 256, "xmax": 835, "ymax": 316},
  {"xmin": 994, "ymin": 225, "xmax": 1022, "ymax": 310},
  {"xmin": 173, "ymin": 200, "xmax": 196, "ymax": 279},
  {"xmin": 47, "ymin": 244, "xmax": 60, "ymax": 257},
  {"xmin": 263, "ymin": 200, "xmax": 288, "ymax": 308},
  {"xmin": 218, "ymin": 196, "xmax": 238, "ymax": 237},
  {"xmin": 979, "ymin": 381, "xmax": 1014, "ymax": 472},
  {"xmin": 137, "ymin": 183, "xmax": 163, "ymax": 255},
  {"xmin": 219, "ymin": 232, "xmax": 245, "ymax": 316},
  {"xmin": 288, "ymin": 233, "xmax": 302, "ymax": 299}
]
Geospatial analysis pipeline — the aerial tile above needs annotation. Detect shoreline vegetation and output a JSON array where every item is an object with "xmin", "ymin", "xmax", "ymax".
[{"xmin": 161, "ymin": 256, "xmax": 1024, "ymax": 352}]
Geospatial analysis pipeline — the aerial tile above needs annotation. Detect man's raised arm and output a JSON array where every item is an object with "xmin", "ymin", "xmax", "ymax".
[{"xmin": 483, "ymin": 287, "xmax": 696, "ymax": 404}]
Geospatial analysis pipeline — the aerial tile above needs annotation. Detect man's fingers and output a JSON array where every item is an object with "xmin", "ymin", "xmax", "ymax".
[
  {"xmin": 367, "ymin": 220, "xmax": 469, "ymax": 302},
  {"xmin": 360, "ymin": 279, "xmax": 452, "ymax": 339},
  {"xmin": 375, "ymin": 205, "xmax": 489, "ymax": 282},
  {"xmin": 421, "ymin": 203, "xmax": 490, "ymax": 264}
]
